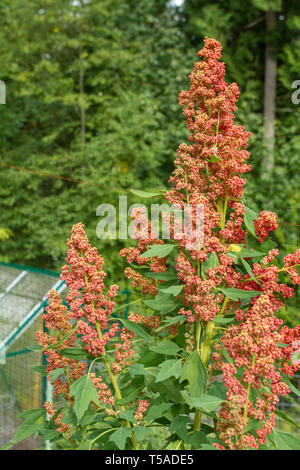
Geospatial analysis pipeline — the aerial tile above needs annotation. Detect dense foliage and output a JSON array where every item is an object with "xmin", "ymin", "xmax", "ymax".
[{"xmin": 0, "ymin": 0, "xmax": 299, "ymax": 285}]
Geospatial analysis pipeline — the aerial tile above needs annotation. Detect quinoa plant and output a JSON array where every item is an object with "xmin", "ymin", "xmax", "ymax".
[{"xmin": 3, "ymin": 37, "xmax": 300, "ymax": 451}]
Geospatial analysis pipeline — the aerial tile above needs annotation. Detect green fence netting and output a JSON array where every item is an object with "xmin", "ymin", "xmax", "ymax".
[{"xmin": 0, "ymin": 262, "xmax": 65, "ymax": 449}]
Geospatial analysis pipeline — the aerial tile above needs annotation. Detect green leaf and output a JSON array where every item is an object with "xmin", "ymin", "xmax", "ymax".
[
  {"xmin": 144, "ymin": 271, "xmax": 178, "ymax": 281},
  {"xmin": 47, "ymin": 325, "xmax": 78, "ymax": 349},
  {"xmin": 282, "ymin": 376, "xmax": 300, "ymax": 397},
  {"xmin": 155, "ymin": 359, "xmax": 183, "ymax": 382},
  {"xmin": 184, "ymin": 394, "xmax": 224, "ymax": 412},
  {"xmin": 28, "ymin": 346, "xmax": 42, "ymax": 352},
  {"xmin": 128, "ymin": 363, "xmax": 152, "ymax": 377},
  {"xmin": 207, "ymin": 382, "xmax": 227, "ymax": 400},
  {"xmin": 30, "ymin": 365, "xmax": 47, "ymax": 375},
  {"xmin": 244, "ymin": 205, "xmax": 258, "ymax": 237},
  {"xmin": 118, "ymin": 318, "xmax": 152, "ymax": 341},
  {"xmin": 49, "ymin": 367, "xmax": 65, "ymax": 382},
  {"xmin": 271, "ymin": 430, "xmax": 300, "ymax": 450},
  {"xmin": 145, "ymin": 403, "xmax": 173, "ymax": 421},
  {"xmin": 240, "ymin": 257, "xmax": 260, "ymax": 284},
  {"xmin": 141, "ymin": 244, "xmax": 175, "ymax": 258},
  {"xmin": 149, "ymin": 340, "xmax": 180, "ymax": 355},
  {"xmin": 179, "ymin": 351, "xmax": 207, "ymax": 397},
  {"xmin": 40, "ymin": 429, "xmax": 61, "ymax": 442},
  {"xmin": 144, "ymin": 375, "xmax": 184, "ymax": 404},
  {"xmin": 239, "ymin": 248, "xmax": 265, "ymax": 258},
  {"xmin": 212, "ymin": 316, "xmax": 235, "ymax": 325},
  {"xmin": 170, "ymin": 415, "xmax": 190, "ymax": 441},
  {"xmin": 69, "ymin": 375, "xmax": 100, "ymax": 422},
  {"xmin": 56, "ymin": 347, "xmax": 89, "ymax": 360},
  {"xmin": 1, "ymin": 409, "xmax": 46, "ymax": 450},
  {"xmin": 19, "ymin": 408, "xmax": 46, "ymax": 424},
  {"xmin": 220, "ymin": 341, "xmax": 233, "ymax": 363},
  {"xmin": 202, "ymin": 253, "xmax": 219, "ymax": 276},
  {"xmin": 219, "ymin": 287, "xmax": 261, "ymax": 301},
  {"xmin": 1, "ymin": 423, "xmax": 42, "ymax": 450},
  {"xmin": 109, "ymin": 427, "xmax": 132, "ymax": 450},
  {"xmin": 60, "ymin": 410, "xmax": 79, "ymax": 426},
  {"xmin": 209, "ymin": 155, "xmax": 220, "ymax": 162},
  {"xmin": 155, "ymin": 315, "xmax": 185, "ymax": 332},
  {"xmin": 159, "ymin": 285, "xmax": 183, "ymax": 296},
  {"xmin": 186, "ymin": 431, "xmax": 211, "ymax": 448},
  {"xmin": 274, "ymin": 408, "xmax": 300, "ymax": 428},
  {"xmin": 130, "ymin": 189, "xmax": 162, "ymax": 198},
  {"xmin": 133, "ymin": 426, "xmax": 151, "ymax": 442},
  {"xmin": 144, "ymin": 292, "xmax": 180, "ymax": 314},
  {"xmin": 119, "ymin": 410, "xmax": 137, "ymax": 424}
]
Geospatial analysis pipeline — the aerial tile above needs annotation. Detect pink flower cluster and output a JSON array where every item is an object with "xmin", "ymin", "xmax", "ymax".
[
  {"xmin": 254, "ymin": 211, "xmax": 278, "ymax": 243},
  {"xmin": 134, "ymin": 400, "xmax": 150, "ymax": 425},
  {"xmin": 37, "ymin": 223, "xmax": 137, "ymax": 412},
  {"xmin": 61, "ymin": 222, "xmax": 119, "ymax": 331},
  {"xmin": 211, "ymin": 294, "xmax": 299, "ymax": 449},
  {"xmin": 36, "ymin": 290, "xmax": 87, "ymax": 398}
]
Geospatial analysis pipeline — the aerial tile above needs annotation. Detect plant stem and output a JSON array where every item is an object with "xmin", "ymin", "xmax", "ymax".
[{"xmin": 84, "ymin": 274, "xmax": 138, "ymax": 450}]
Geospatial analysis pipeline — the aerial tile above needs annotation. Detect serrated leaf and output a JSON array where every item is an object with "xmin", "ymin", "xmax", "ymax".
[
  {"xmin": 159, "ymin": 285, "xmax": 183, "ymax": 296},
  {"xmin": 141, "ymin": 244, "xmax": 175, "ymax": 258},
  {"xmin": 207, "ymin": 382, "xmax": 227, "ymax": 400},
  {"xmin": 19, "ymin": 408, "xmax": 46, "ymax": 423},
  {"xmin": 271, "ymin": 430, "xmax": 300, "ymax": 450},
  {"xmin": 144, "ymin": 292, "xmax": 180, "ymax": 314},
  {"xmin": 144, "ymin": 375, "xmax": 183, "ymax": 404},
  {"xmin": 128, "ymin": 363, "xmax": 152, "ymax": 377},
  {"xmin": 133, "ymin": 426, "xmax": 151, "ymax": 441},
  {"xmin": 149, "ymin": 340, "xmax": 180, "ymax": 355},
  {"xmin": 219, "ymin": 287, "xmax": 261, "ymax": 301},
  {"xmin": 179, "ymin": 351, "xmax": 207, "ymax": 397},
  {"xmin": 70, "ymin": 375, "xmax": 100, "ymax": 422},
  {"xmin": 144, "ymin": 271, "xmax": 178, "ymax": 281},
  {"xmin": 170, "ymin": 415, "xmax": 190, "ymax": 441},
  {"xmin": 1, "ymin": 408, "xmax": 46, "ymax": 450},
  {"xmin": 184, "ymin": 394, "xmax": 224, "ymax": 412},
  {"xmin": 186, "ymin": 431, "xmax": 211, "ymax": 448},
  {"xmin": 119, "ymin": 410, "xmax": 137, "ymax": 424},
  {"xmin": 1, "ymin": 423, "xmax": 41, "ymax": 450},
  {"xmin": 118, "ymin": 318, "xmax": 152, "ymax": 341},
  {"xmin": 155, "ymin": 359, "xmax": 183, "ymax": 382},
  {"xmin": 145, "ymin": 403, "xmax": 173, "ymax": 421},
  {"xmin": 109, "ymin": 427, "xmax": 132, "ymax": 450}
]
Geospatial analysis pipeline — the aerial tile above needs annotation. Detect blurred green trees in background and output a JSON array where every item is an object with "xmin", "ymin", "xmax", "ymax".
[{"xmin": 0, "ymin": 0, "xmax": 299, "ymax": 315}]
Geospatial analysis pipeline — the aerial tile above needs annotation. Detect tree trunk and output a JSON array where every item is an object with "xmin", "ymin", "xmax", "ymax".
[
  {"xmin": 79, "ymin": 52, "xmax": 86, "ymax": 151},
  {"xmin": 262, "ymin": 9, "xmax": 277, "ymax": 177}
]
